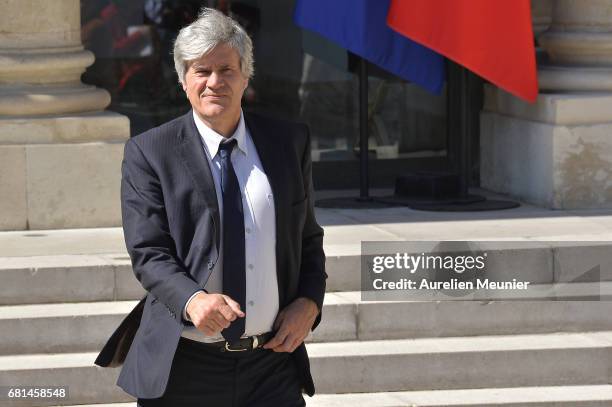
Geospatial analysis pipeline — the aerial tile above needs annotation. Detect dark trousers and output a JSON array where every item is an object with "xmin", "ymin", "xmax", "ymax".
[{"xmin": 137, "ymin": 337, "xmax": 306, "ymax": 407}]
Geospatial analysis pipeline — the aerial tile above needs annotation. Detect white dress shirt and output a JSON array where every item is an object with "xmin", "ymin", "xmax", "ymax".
[{"xmin": 181, "ymin": 110, "xmax": 279, "ymax": 342}]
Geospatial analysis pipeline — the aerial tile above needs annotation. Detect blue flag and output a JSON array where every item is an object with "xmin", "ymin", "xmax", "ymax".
[{"xmin": 294, "ymin": 0, "xmax": 445, "ymax": 94}]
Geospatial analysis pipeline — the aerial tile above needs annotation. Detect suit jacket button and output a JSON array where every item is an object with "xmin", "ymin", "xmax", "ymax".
[{"xmin": 207, "ymin": 261, "xmax": 214, "ymax": 269}]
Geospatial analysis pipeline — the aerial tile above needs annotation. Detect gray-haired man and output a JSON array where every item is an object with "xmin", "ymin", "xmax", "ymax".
[{"xmin": 95, "ymin": 8, "xmax": 326, "ymax": 407}]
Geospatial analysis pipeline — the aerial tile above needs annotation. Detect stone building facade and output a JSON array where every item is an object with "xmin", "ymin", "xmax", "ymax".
[{"xmin": 1, "ymin": 0, "xmax": 610, "ymax": 231}]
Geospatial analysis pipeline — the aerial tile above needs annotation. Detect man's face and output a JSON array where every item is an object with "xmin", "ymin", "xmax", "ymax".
[{"xmin": 182, "ymin": 43, "xmax": 248, "ymax": 126}]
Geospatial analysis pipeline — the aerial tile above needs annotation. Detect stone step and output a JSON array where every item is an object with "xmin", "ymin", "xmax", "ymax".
[
  {"xmin": 2, "ymin": 332, "xmax": 612, "ymax": 406},
  {"xmin": 44, "ymin": 385, "xmax": 612, "ymax": 407},
  {"xmin": 2, "ymin": 293, "xmax": 612, "ymax": 355},
  {"xmin": 0, "ymin": 352, "xmax": 128, "ymax": 407},
  {"xmin": 0, "ymin": 294, "xmax": 354, "ymax": 355},
  {"xmin": 308, "ymin": 331, "xmax": 612, "ymax": 394},
  {"xmin": 3, "ymin": 239, "xmax": 612, "ymax": 304},
  {"xmin": 0, "ymin": 254, "xmax": 141, "ymax": 305},
  {"xmin": 307, "ymin": 385, "xmax": 612, "ymax": 406}
]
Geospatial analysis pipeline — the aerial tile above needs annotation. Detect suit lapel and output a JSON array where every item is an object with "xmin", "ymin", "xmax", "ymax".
[{"xmin": 175, "ymin": 111, "xmax": 221, "ymax": 251}]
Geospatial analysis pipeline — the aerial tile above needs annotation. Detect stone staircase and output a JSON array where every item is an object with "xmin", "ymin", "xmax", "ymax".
[{"xmin": 2, "ymin": 206, "xmax": 612, "ymax": 406}]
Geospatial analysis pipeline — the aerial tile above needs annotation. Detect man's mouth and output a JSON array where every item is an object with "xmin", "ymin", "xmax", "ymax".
[{"xmin": 201, "ymin": 93, "xmax": 226, "ymax": 98}]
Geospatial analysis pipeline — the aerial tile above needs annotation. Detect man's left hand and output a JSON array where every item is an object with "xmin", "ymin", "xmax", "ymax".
[{"xmin": 263, "ymin": 297, "xmax": 319, "ymax": 353}]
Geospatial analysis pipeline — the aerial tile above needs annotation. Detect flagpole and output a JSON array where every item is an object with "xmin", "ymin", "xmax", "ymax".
[
  {"xmin": 458, "ymin": 65, "xmax": 470, "ymax": 199},
  {"xmin": 358, "ymin": 56, "xmax": 370, "ymax": 200},
  {"xmin": 446, "ymin": 61, "xmax": 471, "ymax": 199}
]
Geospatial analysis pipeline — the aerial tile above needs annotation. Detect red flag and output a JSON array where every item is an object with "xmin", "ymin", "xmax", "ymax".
[{"xmin": 387, "ymin": 0, "xmax": 538, "ymax": 102}]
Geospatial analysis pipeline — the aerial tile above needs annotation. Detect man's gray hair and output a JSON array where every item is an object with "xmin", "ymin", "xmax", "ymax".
[{"xmin": 173, "ymin": 8, "xmax": 254, "ymax": 84}]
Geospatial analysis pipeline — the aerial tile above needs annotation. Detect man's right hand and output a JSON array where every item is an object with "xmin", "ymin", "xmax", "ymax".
[{"xmin": 186, "ymin": 292, "xmax": 245, "ymax": 336}]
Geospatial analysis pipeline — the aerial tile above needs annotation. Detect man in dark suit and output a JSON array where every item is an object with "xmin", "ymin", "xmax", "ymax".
[{"xmin": 95, "ymin": 7, "xmax": 326, "ymax": 406}]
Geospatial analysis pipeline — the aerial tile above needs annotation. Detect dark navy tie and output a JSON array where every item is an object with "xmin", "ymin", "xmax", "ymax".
[{"xmin": 218, "ymin": 139, "xmax": 246, "ymax": 343}]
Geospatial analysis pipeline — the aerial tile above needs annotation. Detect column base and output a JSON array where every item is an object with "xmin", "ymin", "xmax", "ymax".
[
  {"xmin": 0, "ymin": 111, "xmax": 129, "ymax": 144},
  {"xmin": 481, "ymin": 109, "xmax": 612, "ymax": 209},
  {"xmin": 0, "ymin": 112, "xmax": 129, "ymax": 230},
  {"xmin": 0, "ymin": 84, "xmax": 110, "ymax": 116},
  {"xmin": 484, "ymin": 84, "xmax": 612, "ymax": 126},
  {"xmin": 539, "ymin": 65, "xmax": 612, "ymax": 92}
]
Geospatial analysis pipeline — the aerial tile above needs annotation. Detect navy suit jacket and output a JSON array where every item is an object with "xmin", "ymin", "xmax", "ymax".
[{"xmin": 95, "ymin": 110, "xmax": 326, "ymax": 399}]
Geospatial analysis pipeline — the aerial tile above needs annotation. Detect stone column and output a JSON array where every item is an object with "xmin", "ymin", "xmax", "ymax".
[
  {"xmin": 0, "ymin": 0, "xmax": 129, "ymax": 230},
  {"xmin": 480, "ymin": 0, "xmax": 612, "ymax": 209}
]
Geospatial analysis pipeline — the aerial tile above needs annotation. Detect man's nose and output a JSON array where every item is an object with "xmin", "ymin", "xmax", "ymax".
[{"xmin": 207, "ymin": 71, "xmax": 223, "ymax": 89}]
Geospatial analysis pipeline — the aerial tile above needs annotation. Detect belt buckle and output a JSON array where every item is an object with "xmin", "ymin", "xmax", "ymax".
[{"xmin": 224, "ymin": 335, "xmax": 258, "ymax": 352}]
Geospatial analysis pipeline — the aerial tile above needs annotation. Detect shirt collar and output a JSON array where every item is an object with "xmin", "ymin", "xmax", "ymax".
[{"xmin": 192, "ymin": 110, "xmax": 248, "ymax": 158}]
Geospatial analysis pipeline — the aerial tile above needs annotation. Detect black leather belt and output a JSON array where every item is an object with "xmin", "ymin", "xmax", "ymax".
[{"xmin": 200, "ymin": 332, "xmax": 274, "ymax": 352}]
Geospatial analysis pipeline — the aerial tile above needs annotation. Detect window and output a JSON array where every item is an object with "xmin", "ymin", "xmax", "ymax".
[{"xmin": 81, "ymin": 0, "xmax": 449, "ymax": 188}]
